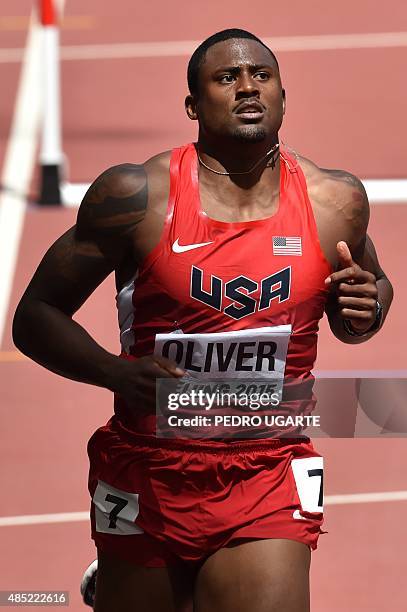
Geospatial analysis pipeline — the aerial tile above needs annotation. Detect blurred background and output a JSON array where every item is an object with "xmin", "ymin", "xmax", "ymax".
[{"xmin": 0, "ymin": 1, "xmax": 406, "ymax": 609}]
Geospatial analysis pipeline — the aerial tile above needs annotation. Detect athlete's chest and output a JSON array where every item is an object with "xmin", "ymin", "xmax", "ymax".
[{"xmin": 136, "ymin": 224, "xmax": 329, "ymax": 324}]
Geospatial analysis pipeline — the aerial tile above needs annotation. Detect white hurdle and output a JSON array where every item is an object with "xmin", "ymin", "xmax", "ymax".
[{"xmin": 38, "ymin": 0, "xmax": 63, "ymax": 204}]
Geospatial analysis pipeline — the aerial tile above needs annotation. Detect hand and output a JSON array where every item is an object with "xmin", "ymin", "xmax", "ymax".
[
  {"xmin": 109, "ymin": 354, "xmax": 185, "ymax": 408},
  {"xmin": 325, "ymin": 241, "xmax": 378, "ymax": 334}
]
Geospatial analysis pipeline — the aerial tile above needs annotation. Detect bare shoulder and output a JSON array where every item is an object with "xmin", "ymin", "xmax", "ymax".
[
  {"xmin": 297, "ymin": 153, "xmax": 367, "ymax": 206},
  {"xmin": 143, "ymin": 150, "xmax": 172, "ymax": 212},
  {"xmin": 81, "ymin": 150, "xmax": 171, "ymax": 210},
  {"xmin": 82, "ymin": 163, "xmax": 146, "ymax": 206},
  {"xmin": 296, "ymin": 152, "xmax": 369, "ymax": 231},
  {"xmin": 76, "ymin": 150, "xmax": 171, "ymax": 239},
  {"xmin": 144, "ymin": 149, "xmax": 172, "ymax": 174}
]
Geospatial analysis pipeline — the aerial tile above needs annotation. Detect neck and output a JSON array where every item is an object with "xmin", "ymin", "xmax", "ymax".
[
  {"xmin": 197, "ymin": 135, "xmax": 280, "ymax": 174},
  {"xmin": 196, "ymin": 145, "xmax": 281, "ymax": 210},
  {"xmin": 196, "ymin": 137, "xmax": 281, "ymax": 191},
  {"xmin": 198, "ymin": 144, "xmax": 280, "ymax": 178}
]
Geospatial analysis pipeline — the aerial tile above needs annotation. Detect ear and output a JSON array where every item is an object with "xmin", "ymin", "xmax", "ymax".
[
  {"xmin": 282, "ymin": 89, "xmax": 286, "ymax": 115},
  {"xmin": 185, "ymin": 94, "xmax": 198, "ymax": 120}
]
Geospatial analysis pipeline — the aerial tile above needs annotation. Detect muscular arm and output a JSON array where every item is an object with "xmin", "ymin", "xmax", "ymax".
[
  {"xmin": 321, "ymin": 170, "xmax": 393, "ymax": 343},
  {"xmin": 12, "ymin": 164, "xmax": 148, "ymax": 390}
]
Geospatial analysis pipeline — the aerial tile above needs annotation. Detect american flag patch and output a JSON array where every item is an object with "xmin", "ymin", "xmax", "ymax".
[{"xmin": 272, "ymin": 236, "xmax": 302, "ymax": 256}]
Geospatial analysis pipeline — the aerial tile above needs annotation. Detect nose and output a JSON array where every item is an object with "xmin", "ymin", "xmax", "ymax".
[{"xmin": 235, "ymin": 72, "xmax": 260, "ymax": 99}]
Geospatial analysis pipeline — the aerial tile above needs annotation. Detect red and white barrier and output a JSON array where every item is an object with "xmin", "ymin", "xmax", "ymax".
[{"xmin": 38, "ymin": 0, "xmax": 63, "ymax": 204}]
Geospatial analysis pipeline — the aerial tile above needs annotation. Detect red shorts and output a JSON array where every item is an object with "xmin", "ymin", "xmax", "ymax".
[{"xmin": 88, "ymin": 418, "xmax": 324, "ymax": 567}]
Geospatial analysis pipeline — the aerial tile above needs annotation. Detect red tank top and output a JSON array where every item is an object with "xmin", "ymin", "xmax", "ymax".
[{"xmin": 115, "ymin": 143, "xmax": 332, "ymax": 435}]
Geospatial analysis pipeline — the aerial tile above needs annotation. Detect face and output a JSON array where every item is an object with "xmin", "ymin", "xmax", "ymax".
[{"xmin": 186, "ymin": 38, "xmax": 285, "ymax": 144}]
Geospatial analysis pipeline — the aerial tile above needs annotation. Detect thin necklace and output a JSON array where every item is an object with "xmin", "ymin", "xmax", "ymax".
[{"xmin": 197, "ymin": 142, "xmax": 280, "ymax": 176}]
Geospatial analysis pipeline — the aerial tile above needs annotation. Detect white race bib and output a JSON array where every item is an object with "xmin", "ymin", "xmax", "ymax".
[{"xmin": 154, "ymin": 325, "xmax": 291, "ymax": 387}]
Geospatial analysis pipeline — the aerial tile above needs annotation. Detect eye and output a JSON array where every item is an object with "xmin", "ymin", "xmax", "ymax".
[
  {"xmin": 218, "ymin": 74, "xmax": 235, "ymax": 84},
  {"xmin": 254, "ymin": 71, "xmax": 271, "ymax": 81}
]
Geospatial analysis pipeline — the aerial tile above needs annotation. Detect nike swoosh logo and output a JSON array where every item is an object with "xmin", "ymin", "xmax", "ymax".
[{"xmin": 172, "ymin": 238, "xmax": 214, "ymax": 253}]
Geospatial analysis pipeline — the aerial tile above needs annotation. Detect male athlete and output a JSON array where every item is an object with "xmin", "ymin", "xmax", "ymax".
[{"xmin": 13, "ymin": 29, "xmax": 393, "ymax": 612}]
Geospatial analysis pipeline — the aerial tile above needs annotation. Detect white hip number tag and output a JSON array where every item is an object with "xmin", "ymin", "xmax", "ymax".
[{"xmin": 291, "ymin": 456, "xmax": 324, "ymax": 512}]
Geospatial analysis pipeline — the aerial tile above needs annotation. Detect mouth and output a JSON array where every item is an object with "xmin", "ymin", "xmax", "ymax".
[
  {"xmin": 235, "ymin": 101, "xmax": 265, "ymax": 121},
  {"xmin": 236, "ymin": 111, "xmax": 264, "ymax": 121}
]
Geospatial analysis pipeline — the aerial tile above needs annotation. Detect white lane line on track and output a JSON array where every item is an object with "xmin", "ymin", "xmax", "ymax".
[
  {"xmin": 363, "ymin": 179, "xmax": 407, "ymax": 203},
  {"xmin": 324, "ymin": 491, "xmax": 407, "ymax": 505},
  {"xmin": 61, "ymin": 180, "xmax": 407, "ymax": 208},
  {"xmin": 0, "ymin": 14, "xmax": 42, "ymax": 346},
  {"xmin": 1, "ymin": 31, "xmax": 407, "ymax": 63},
  {"xmin": 1, "ymin": 490, "xmax": 406, "ymax": 526},
  {"xmin": 0, "ymin": 511, "xmax": 89, "ymax": 527}
]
